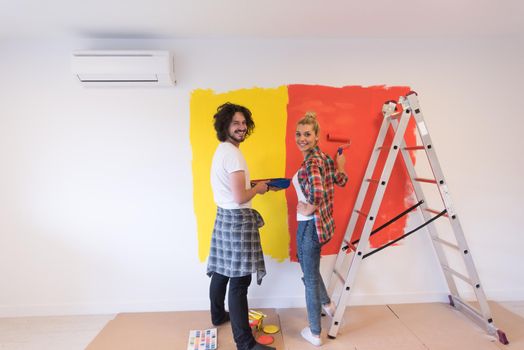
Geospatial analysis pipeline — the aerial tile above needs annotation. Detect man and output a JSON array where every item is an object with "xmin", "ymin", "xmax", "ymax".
[{"xmin": 206, "ymin": 103, "xmax": 275, "ymax": 350}]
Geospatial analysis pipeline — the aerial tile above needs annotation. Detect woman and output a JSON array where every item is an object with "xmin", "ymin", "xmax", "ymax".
[{"xmin": 293, "ymin": 111, "xmax": 348, "ymax": 346}]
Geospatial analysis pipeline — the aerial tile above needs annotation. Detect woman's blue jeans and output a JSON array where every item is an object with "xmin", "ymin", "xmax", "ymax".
[{"xmin": 296, "ymin": 219, "xmax": 330, "ymax": 336}]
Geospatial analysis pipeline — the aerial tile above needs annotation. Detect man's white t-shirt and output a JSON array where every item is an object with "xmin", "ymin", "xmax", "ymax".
[{"xmin": 211, "ymin": 142, "xmax": 251, "ymax": 209}]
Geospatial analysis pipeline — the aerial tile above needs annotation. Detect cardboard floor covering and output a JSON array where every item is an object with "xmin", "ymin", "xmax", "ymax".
[{"xmin": 87, "ymin": 302, "xmax": 524, "ymax": 350}]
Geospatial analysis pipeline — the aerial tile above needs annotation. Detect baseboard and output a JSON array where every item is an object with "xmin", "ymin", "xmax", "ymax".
[{"xmin": 1, "ymin": 289, "xmax": 522, "ymax": 317}]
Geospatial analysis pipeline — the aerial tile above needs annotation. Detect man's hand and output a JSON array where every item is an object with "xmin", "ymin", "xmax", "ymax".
[{"xmin": 253, "ymin": 180, "xmax": 269, "ymax": 195}]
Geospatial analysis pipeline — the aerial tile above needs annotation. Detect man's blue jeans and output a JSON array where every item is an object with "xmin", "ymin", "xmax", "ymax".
[{"xmin": 296, "ymin": 219, "xmax": 331, "ymax": 336}]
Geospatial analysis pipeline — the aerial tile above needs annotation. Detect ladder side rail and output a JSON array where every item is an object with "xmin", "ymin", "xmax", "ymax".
[
  {"xmin": 451, "ymin": 295, "xmax": 498, "ymax": 335},
  {"xmin": 405, "ymin": 93, "xmax": 493, "ymax": 322},
  {"xmin": 391, "ymin": 116, "xmax": 460, "ymax": 297},
  {"xmin": 327, "ymin": 109, "xmax": 394, "ymax": 296},
  {"xmin": 328, "ymin": 105, "xmax": 413, "ymax": 338},
  {"xmin": 338, "ymin": 102, "xmax": 398, "ymax": 249},
  {"xmin": 336, "ymin": 108, "xmax": 395, "ymax": 252},
  {"xmin": 328, "ymin": 238, "xmax": 368, "ymax": 337}
]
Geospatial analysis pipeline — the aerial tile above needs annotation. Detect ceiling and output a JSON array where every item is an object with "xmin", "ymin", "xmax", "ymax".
[{"xmin": 1, "ymin": 0, "xmax": 523, "ymax": 40}]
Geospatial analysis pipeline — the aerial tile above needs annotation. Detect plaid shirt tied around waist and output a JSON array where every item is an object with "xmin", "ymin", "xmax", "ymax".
[
  {"xmin": 207, "ymin": 207, "xmax": 266, "ymax": 285},
  {"xmin": 298, "ymin": 146, "xmax": 348, "ymax": 244}
]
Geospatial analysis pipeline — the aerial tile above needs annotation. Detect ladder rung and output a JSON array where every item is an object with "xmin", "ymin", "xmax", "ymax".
[
  {"xmin": 449, "ymin": 295, "xmax": 492, "ymax": 328},
  {"xmin": 333, "ymin": 269, "xmax": 345, "ymax": 284},
  {"xmin": 404, "ymin": 145, "xmax": 425, "ymax": 151},
  {"xmin": 354, "ymin": 210, "xmax": 368, "ymax": 217},
  {"xmin": 389, "ymin": 111, "xmax": 402, "ymax": 119},
  {"xmin": 425, "ymin": 208, "xmax": 449, "ymax": 217},
  {"xmin": 343, "ymin": 239, "xmax": 357, "ymax": 252},
  {"xmin": 442, "ymin": 265, "xmax": 474, "ymax": 286},
  {"xmin": 414, "ymin": 177, "xmax": 437, "ymax": 184},
  {"xmin": 434, "ymin": 237, "xmax": 459, "ymax": 251}
]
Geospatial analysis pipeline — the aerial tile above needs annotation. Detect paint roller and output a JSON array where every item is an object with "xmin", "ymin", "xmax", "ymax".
[{"xmin": 327, "ymin": 133, "xmax": 351, "ymax": 155}]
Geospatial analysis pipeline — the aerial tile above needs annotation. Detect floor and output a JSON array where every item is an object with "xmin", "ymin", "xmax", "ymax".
[{"xmin": 0, "ymin": 301, "xmax": 522, "ymax": 350}]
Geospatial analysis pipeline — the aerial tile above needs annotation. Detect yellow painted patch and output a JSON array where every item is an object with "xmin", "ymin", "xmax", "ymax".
[{"xmin": 190, "ymin": 87, "xmax": 290, "ymax": 262}]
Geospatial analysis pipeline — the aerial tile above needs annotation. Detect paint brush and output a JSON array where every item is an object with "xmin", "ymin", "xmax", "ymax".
[{"xmin": 327, "ymin": 133, "xmax": 351, "ymax": 155}]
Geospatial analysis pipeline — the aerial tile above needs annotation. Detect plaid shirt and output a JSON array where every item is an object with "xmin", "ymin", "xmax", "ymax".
[
  {"xmin": 207, "ymin": 207, "xmax": 266, "ymax": 285},
  {"xmin": 298, "ymin": 146, "xmax": 348, "ymax": 243}
]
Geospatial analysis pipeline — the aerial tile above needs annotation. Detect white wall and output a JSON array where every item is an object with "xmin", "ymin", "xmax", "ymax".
[{"xmin": 0, "ymin": 37, "xmax": 523, "ymax": 317}]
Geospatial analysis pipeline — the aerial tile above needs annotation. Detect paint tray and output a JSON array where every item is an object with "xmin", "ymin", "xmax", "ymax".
[
  {"xmin": 251, "ymin": 178, "xmax": 291, "ymax": 189},
  {"xmin": 267, "ymin": 178, "xmax": 291, "ymax": 189}
]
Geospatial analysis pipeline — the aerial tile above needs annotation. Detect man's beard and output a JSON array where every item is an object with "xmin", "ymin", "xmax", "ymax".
[{"xmin": 228, "ymin": 130, "xmax": 246, "ymax": 143}]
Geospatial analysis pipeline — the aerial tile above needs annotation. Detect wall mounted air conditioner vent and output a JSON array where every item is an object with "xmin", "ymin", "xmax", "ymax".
[{"xmin": 71, "ymin": 50, "xmax": 176, "ymax": 87}]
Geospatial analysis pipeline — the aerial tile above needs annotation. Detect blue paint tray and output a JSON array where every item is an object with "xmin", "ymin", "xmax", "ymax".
[
  {"xmin": 267, "ymin": 178, "xmax": 291, "ymax": 189},
  {"xmin": 251, "ymin": 178, "xmax": 291, "ymax": 189}
]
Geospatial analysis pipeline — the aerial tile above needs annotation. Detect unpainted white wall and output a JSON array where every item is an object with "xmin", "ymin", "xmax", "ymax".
[{"xmin": 0, "ymin": 36, "xmax": 522, "ymax": 316}]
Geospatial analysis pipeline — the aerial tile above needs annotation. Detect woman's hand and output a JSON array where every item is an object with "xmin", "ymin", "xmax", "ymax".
[
  {"xmin": 335, "ymin": 152, "xmax": 346, "ymax": 173},
  {"xmin": 297, "ymin": 201, "xmax": 317, "ymax": 215}
]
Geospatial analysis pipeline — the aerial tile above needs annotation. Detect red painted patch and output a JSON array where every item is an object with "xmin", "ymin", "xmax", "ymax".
[{"xmin": 285, "ymin": 85, "xmax": 416, "ymax": 261}]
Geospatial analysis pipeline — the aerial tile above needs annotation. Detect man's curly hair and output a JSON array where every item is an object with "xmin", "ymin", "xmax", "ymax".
[{"xmin": 213, "ymin": 103, "xmax": 255, "ymax": 142}]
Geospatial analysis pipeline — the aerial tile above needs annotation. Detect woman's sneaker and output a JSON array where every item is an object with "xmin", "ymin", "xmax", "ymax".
[{"xmin": 301, "ymin": 327, "xmax": 322, "ymax": 346}]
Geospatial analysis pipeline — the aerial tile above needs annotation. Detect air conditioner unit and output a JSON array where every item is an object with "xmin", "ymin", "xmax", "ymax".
[{"xmin": 71, "ymin": 50, "xmax": 176, "ymax": 87}]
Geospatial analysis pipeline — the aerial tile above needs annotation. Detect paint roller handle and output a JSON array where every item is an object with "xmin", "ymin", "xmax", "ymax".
[{"xmin": 337, "ymin": 142, "xmax": 351, "ymax": 155}]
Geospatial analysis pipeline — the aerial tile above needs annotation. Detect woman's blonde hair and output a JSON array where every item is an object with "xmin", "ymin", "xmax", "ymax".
[{"xmin": 297, "ymin": 111, "xmax": 320, "ymax": 136}]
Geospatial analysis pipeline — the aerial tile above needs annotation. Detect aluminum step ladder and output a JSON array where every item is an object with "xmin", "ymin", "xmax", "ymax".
[{"xmin": 325, "ymin": 92, "xmax": 509, "ymax": 345}]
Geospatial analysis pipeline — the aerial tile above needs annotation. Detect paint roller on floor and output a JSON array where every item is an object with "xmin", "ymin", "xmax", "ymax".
[{"xmin": 327, "ymin": 133, "xmax": 351, "ymax": 154}]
